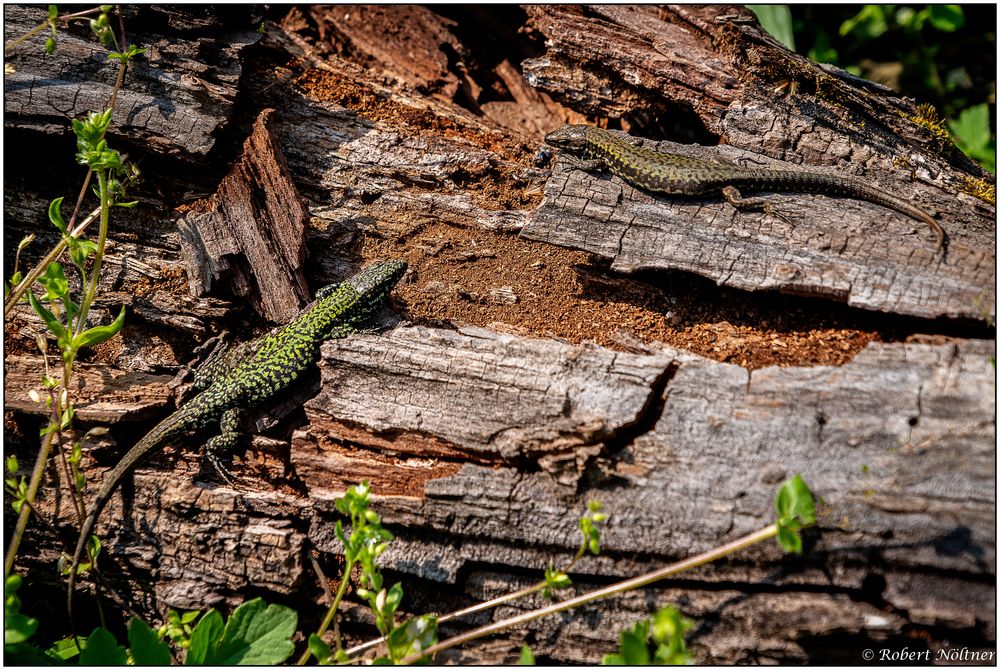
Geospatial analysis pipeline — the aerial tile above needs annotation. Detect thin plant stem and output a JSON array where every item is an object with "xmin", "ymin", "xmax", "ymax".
[
  {"xmin": 72, "ymin": 171, "xmax": 110, "ymax": 340},
  {"xmin": 4, "ymin": 206, "xmax": 100, "ymax": 317},
  {"xmin": 346, "ymin": 543, "xmax": 590, "ymax": 659},
  {"xmin": 4, "ymin": 7, "xmax": 106, "ymax": 53},
  {"xmin": 50, "ymin": 384, "xmax": 84, "ymax": 526},
  {"xmin": 399, "ymin": 524, "xmax": 780, "ymax": 665},
  {"xmin": 348, "ymin": 539, "xmax": 590, "ymax": 659},
  {"xmin": 296, "ymin": 559, "xmax": 356, "ymax": 665},
  {"xmin": 4, "ymin": 33, "xmax": 130, "ymax": 318},
  {"xmin": 4, "ymin": 432, "xmax": 57, "ymax": 576},
  {"xmin": 67, "ymin": 171, "xmax": 95, "ymax": 241}
]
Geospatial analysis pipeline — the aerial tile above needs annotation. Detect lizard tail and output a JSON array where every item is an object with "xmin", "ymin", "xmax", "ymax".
[
  {"xmin": 67, "ymin": 409, "xmax": 191, "ymax": 641},
  {"xmin": 739, "ymin": 170, "xmax": 945, "ymax": 254}
]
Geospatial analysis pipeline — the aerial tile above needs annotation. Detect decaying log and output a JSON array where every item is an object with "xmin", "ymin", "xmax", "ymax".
[
  {"xmin": 4, "ymin": 3, "xmax": 995, "ymax": 665},
  {"xmin": 178, "ymin": 108, "xmax": 310, "ymax": 323},
  {"xmin": 3, "ymin": 5, "xmax": 262, "ymax": 158},
  {"xmin": 38, "ymin": 328, "xmax": 994, "ymax": 663},
  {"xmin": 519, "ymin": 5, "xmax": 994, "ymax": 322}
]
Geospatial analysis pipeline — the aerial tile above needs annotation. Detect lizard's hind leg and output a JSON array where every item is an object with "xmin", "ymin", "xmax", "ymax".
[
  {"xmin": 203, "ymin": 408, "xmax": 244, "ymax": 485},
  {"xmin": 721, "ymin": 185, "xmax": 796, "ymax": 226}
]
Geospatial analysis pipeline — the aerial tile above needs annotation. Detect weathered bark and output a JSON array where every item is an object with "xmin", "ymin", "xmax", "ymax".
[
  {"xmin": 4, "ymin": 3, "xmax": 995, "ymax": 666},
  {"xmin": 3, "ymin": 5, "xmax": 262, "ymax": 158},
  {"xmin": 179, "ymin": 108, "xmax": 310, "ymax": 323},
  {"xmin": 520, "ymin": 5, "xmax": 995, "ymax": 321}
]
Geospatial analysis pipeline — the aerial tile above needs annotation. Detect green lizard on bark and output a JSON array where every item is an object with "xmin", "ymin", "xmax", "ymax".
[
  {"xmin": 545, "ymin": 125, "xmax": 945, "ymax": 254},
  {"xmin": 67, "ymin": 259, "xmax": 407, "ymax": 628}
]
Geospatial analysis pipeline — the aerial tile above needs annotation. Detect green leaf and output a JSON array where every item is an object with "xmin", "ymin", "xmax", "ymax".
[
  {"xmin": 73, "ymin": 306, "xmax": 126, "ymax": 351},
  {"xmin": 386, "ymin": 615, "xmax": 438, "ymax": 662},
  {"xmin": 6, "ymin": 639, "xmax": 53, "ymax": 665},
  {"xmin": 48, "ymin": 5, "xmax": 57, "ymax": 20},
  {"xmin": 185, "ymin": 609, "xmax": 223, "ymax": 665},
  {"xmin": 619, "ymin": 630, "xmax": 650, "ymax": 665},
  {"xmin": 4, "ymin": 612, "xmax": 39, "ymax": 644},
  {"xmin": 68, "ymin": 236, "xmax": 99, "ymax": 271},
  {"xmin": 47, "ymin": 636, "xmax": 85, "ymax": 661},
  {"xmin": 48, "ymin": 197, "xmax": 67, "ymax": 234},
  {"xmin": 27, "ymin": 291, "xmax": 68, "ymax": 348},
  {"xmin": 307, "ymin": 633, "xmax": 332, "ymax": 664},
  {"xmin": 60, "ymin": 404, "xmax": 75, "ymax": 429},
  {"xmin": 950, "ymin": 104, "xmax": 992, "ymax": 151},
  {"xmin": 949, "ymin": 103, "xmax": 996, "ymax": 173},
  {"xmin": 212, "ymin": 598, "xmax": 297, "ymax": 665},
  {"xmin": 544, "ymin": 567, "xmax": 571, "ymax": 590},
  {"xmin": 108, "ymin": 43, "xmax": 146, "ymax": 62},
  {"xmin": 746, "ymin": 5, "xmax": 795, "ymax": 51},
  {"xmin": 776, "ymin": 525, "xmax": 803, "ymax": 554},
  {"xmin": 519, "ymin": 643, "xmax": 536, "ymax": 665},
  {"xmin": 839, "ymin": 5, "xmax": 889, "ymax": 40},
  {"xmin": 927, "ymin": 5, "xmax": 964, "ymax": 31},
  {"xmin": 650, "ymin": 606, "xmax": 689, "ymax": 646},
  {"xmin": 80, "ymin": 627, "xmax": 127, "ymax": 665},
  {"xmin": 38, "ymin": 262, "xmax": 69, "ymax": 301},
  {"xmin": 128, "ymin": 617, "xmax": 172, "ymax": 665},
  {"xmin": 383, "ymin": 581, "xmax": 403, "ymax": 618},
  {"xmin": 775, "ymin": 475, "xmax": 817, "ymax": 528}
]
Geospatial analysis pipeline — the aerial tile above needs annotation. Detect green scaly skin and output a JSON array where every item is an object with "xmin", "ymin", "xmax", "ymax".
[
  {"xmin": 544, "ymin": 125, "xmax": 945, "ymax": 254},
  {"xmin": 67, "ymin": 259, "xmax": 407, "ymax": 626}
]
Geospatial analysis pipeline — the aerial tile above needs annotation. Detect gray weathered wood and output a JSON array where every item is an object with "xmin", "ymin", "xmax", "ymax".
[
  {"xmin": 518, "ymin": 4, "xmax": 995, "ymax": 322},
  {"xmin": 3, "ymin": 5, "xmax": 261, "ymax": 158},
  {"xmin": 289, "ymin": 325, "xmax": 994, "ymax": 660},
  {"xmin": 52, "ymin": 325, "xmax": 992, "ymax": 662},
  {"xmin": 523, "ymin": 133, "xmax": 995, "ymax": 321}
]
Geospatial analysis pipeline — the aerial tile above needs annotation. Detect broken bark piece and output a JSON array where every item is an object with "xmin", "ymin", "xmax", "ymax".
[
  {"xmin": 293, "ymin": 323, "xmax": 676, "ymax": 495},
  {"xmin": 3, "ymin": 5, "xmax": 261, "ymax": 158},
  {"xmin": 178, "ymin": 108, "xmax": 310, "ymax": 323},
  {"xmin": 4, "ymin": 355, "xmax": 174, "ymax": 423},
  {"xmin": 524, "ymin": 135, "xmax": 995, "ymax": 322},
  {"xmin": 521, "ymin": 5, "xmax": 741, "ymax": 131}
]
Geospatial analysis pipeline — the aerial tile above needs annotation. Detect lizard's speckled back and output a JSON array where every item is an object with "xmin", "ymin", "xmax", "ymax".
[
  {"xmin": 225, "ymin": 259, "xmax": 406, "ymax": 406},
  {"xmin": 68, "ymin": 259, "xmax": 406, "ymax": 630},
  {"xmin": 544, "ymin": 125, "xmax": 944, "ymax": 252}
]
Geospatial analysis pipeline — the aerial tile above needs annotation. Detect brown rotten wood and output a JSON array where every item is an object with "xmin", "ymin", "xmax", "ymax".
[{"xmin": 178, "ymin": 108, "xmax": 311, "ymax": 323}]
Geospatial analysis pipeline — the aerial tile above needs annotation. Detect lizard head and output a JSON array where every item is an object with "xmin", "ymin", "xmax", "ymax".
[
  {"xmin": 312, "ymin": 260, "xmax": 407, "ymax": 336},
  {"xmin": 345, "ymin": 260, "xmax": 407, "ymax": 302},
  {"xmin": 544, "ymin": 125, "xmax": 593, "ymax": 153}
]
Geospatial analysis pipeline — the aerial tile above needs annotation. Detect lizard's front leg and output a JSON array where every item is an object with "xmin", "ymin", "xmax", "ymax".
[
  {"xmin": 568, "ymin": 157, "xmax": 607, "ymax": 174},
  {"xmin": 203, "ymin": 407, "xmax": 243, "ymax": 484},
  {"xmin": 192, "ymin": 335, "xmax": 262, "ymax": 391}
]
